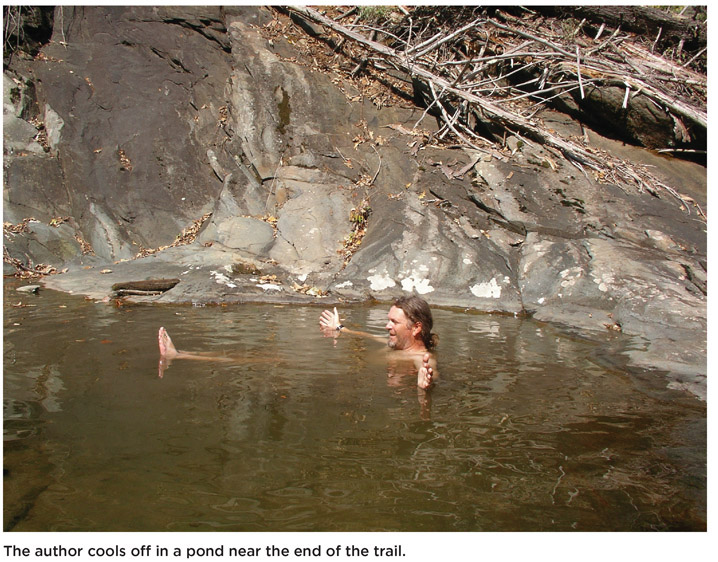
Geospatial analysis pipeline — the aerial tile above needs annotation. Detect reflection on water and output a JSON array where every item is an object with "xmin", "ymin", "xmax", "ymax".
[{"xmin": 3, "ymin": 281, "xmax": 706, "ymax": 531}]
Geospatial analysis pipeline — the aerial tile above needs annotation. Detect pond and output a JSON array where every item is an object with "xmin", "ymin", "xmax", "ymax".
[{"xmin": 3, "ymin": 281, "xmax": 706, "ymax": 532}]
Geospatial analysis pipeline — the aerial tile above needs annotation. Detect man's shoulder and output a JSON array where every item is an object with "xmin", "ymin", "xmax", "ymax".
[{"xmin": 395, "ymin": 347, "xmax": 430, "ymax": 359}]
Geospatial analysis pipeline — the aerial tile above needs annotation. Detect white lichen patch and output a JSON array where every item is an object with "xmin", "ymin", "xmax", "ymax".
[
  {"xmin": 367, "ymin": 273, "xmax": 396, "ymax": 291},
  {"xmin": 592, "ymin": 272, "xmax": 614, "ymax": 293},
  {"xmin": 335, "ymin": 281, "xmax": 353, "ymax": 289},
  {"xmin": 398, "ymin": 265, "xmax": 435, "ymax": 294},
  {"xmin": 470, "ymin": 277, "xmax": 502, "ymax": 299},
  {"xmin": 559, "ymin": 267, "xmax": 583, "ymax": 288},
  {"xmin": 210, "ymin": 270, "xmax": 237, "ymax": 288},
  {"xmin": 522, "ymin": 240, "xmax": 552, "ymax": 273},
  {"xmin": 401, "ymin": 275, "xmax": 435, "ymax": 294},
  {"xmin": 257, "ymin": 283, "xmax": 282, "ymax": 292}
]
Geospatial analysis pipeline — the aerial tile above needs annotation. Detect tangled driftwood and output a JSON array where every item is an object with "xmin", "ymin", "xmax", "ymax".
[{"xmin": 285, "ymin": 6, "xmax": 706, "ymax": 216}]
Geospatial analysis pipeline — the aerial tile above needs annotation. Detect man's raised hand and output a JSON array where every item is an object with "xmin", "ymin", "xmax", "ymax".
[
  {"xmin": 319, "ymin": 307, "xmax": 342, "ymax": 337},
  {"xmin": 417, "ymin": 353, "xmax": 434, "ymax": 390}
]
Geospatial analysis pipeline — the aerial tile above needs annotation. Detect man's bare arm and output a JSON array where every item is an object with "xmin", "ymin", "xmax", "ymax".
[{"xmin": 319, "ymin": 307, "xmax": 384, "ymax": 342}]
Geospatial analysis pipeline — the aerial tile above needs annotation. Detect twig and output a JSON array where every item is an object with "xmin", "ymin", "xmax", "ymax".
[
  {"xmin": 651, "ymin": 26, "xmax": 662, "ymax": 53},
  {"xmin": 656, "ymin": 148, "xmax": 706, "ymax": 155},
  {"xmin": 594, "ymin": 22, "xmax": 605, "ymax": 41},
  {"xmin": 370, "ymin": 144, "xmax": 382, "ymax": 185},
  {"xmin": 437, "ymin": 51, "xmax": 563, "ymax": 67},
  {"xmin": 428, "ymin": 81, "xmax": 484, "ymax": 151},
  {"xmin": 336, "ymin": 7, "xmax": 357, "ymax": 21},
  {"xmin": 622, "ymin": 85, "xmax": 631, "ymax": 109},
  {"xmin": 576, "ymin": 45, "xmax": 584, "ymax": 99},
  {"xmin": 586, "ymin": 25, "xmax": 623, "ymax": 56},
  {"xmin": 438, "ymin": 107, "xmax": 461, "ymax": 139},
  {"xmin": 487, "ymin": 18, "xmax": 574, "ymax": 58},
  {"xmin": 682, "ymin": 46, "xmax": 707, "ymax": 68},
  {"xmin": 412, "ymin": 17, "xmax": 483, "ymax": 59},
  {"xmin": 413, "ymin": 85, "xmax": 444, "ymax": 129},
  {"xmin": 501, "ymin": 80, "xmax": 587, "ymax": 105},
  {"xmin": 572, "ymin": 18, "xmax": 586, "ymax": 38},
  {"xmin": 404, "ymin": 29, "xmax": 443, "ymax": 63}
]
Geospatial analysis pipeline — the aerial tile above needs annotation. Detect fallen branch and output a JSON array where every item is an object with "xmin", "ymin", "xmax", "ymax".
[
  {"xmin": 111, "ymin": 279, "xmax": 180, "ymax": 293},
  {"xmin": 285, "ymin": 6, "xmax": 705, "ymax": 210},
  {"xmin": 289, "ymin": 6, "xmax": 603, "ymax": 172}
]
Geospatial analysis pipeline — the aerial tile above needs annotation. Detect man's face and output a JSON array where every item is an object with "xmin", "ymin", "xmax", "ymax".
[{"xmin": 385, "ymin": 306, "xmax": 416, "ymax": 350}]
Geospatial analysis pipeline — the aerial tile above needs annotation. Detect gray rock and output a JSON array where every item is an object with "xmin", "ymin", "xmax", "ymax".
[
  {"xmin": 208, "ymin": 216, "xmax": 275, "ymax": 256},
  {"xmin": 16, "ymin": 284, "xmax": 41, "ymax": 294},
  {"xmin": 3, "ymin": 6, "xmax": 706, "ymax": 399}
]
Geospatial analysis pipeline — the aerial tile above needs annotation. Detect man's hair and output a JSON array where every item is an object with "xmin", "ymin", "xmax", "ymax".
[{"xmin": 393, "ymin": 295, "xmax": 438, "ymax": 350}]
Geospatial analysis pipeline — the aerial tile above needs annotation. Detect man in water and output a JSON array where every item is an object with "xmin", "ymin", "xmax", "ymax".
[
  {"xmin": 319, "ymin": 295, "xmax": 438, "ymax": 389},
  {"xmin": 158, "ymin": 296, "xmax": 438, "ymax": 389}
]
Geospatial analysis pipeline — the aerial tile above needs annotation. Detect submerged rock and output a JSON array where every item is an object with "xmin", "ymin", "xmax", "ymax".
[{"xmin": 16, "ymin": 284, "xmax": 41, "ymax": 294}]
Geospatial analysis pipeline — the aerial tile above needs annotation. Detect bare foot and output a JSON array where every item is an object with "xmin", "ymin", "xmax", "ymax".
[
  {"xmin": 417, "ymin": 352, "xmax": 434, "ymax": 390},
  {"xmin": 158, "ymin": 327, "xmax": 178, "ymax": 359}
]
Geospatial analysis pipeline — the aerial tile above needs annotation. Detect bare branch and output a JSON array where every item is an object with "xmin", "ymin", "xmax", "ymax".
[{"xmin": 284, "ymin": 5, "xmax": 705, "ymax": 208}]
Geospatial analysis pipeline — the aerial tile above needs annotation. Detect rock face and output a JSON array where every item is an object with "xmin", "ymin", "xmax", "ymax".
[{"xmin": 3, "ymin": 7, "xmax": 707, "ymax": 398}]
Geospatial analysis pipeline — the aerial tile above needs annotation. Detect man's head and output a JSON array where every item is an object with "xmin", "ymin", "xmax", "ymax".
[{"xmin": 385, "ymin": 296, "xmax": 437, "ymax": 351}]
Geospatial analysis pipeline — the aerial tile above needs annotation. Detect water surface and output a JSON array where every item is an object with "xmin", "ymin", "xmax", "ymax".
[{"xmin": 3, "ymin": 282, "xmax": 706, "ymax": 531}]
